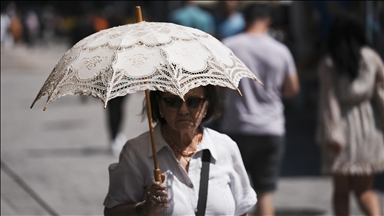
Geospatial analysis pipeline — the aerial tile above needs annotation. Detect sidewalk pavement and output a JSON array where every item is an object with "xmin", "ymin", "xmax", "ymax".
[{"xmin": 1, "ymin": 42, "xmax": 383, "ymax": 216}]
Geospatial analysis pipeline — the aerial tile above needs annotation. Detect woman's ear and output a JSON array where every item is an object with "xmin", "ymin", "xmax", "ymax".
[{"xmin": 203, "ymin": 103, "xmax": 208, "ymax": 118}]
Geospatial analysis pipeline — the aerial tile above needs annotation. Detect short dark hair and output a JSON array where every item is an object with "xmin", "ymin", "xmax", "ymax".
[
  {"xmin": 141, "ymin": 85, "xmax": 222, "ymax": 124},
  {"xmin": 243, "ymin": 3, "xmax": 271, "ymax": 28}
]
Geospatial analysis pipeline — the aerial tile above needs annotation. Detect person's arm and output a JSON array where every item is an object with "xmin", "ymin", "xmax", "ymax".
[
  {"xmin": 281, "ymin": 73, "xmax": 300, "ymax": 98},
  {"xmin": 373, "ymin": 50, "xmax": 384, "ymax": 126},
  {"xmin": 317, "ymin": 58, "xmax": 345, "ymax": 153}
]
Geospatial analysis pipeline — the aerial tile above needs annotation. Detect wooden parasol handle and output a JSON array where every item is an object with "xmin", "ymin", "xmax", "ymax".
[{"xmin": 135, "ymin": 6, "xmax": 162, "ymax": 183}]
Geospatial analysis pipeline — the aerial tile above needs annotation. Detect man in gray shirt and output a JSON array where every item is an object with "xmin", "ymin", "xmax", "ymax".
[{"xmin": 220, "ymin": 3, "xmax": 300, "ymax": 216}]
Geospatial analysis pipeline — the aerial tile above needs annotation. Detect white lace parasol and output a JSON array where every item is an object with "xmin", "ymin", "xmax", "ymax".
[{"xmin": 31, "ymin": 21, "xmax": 263, "ymax": 110}]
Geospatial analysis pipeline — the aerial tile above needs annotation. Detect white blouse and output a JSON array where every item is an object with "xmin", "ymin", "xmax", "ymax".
[{"xmin": 104, "ymin": 124, "xmax": 257, "ymax": 215}]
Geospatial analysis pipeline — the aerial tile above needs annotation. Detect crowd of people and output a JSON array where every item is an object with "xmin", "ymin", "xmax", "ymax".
[
  {"xmin": 103, "ymin": 2, "xmax": 384, "ymax": 216},
  {"xmin": 2, "ymin": 1, "xmax": 383, "ymax": 216},
  {"xmin": 0, "ymin": 2, "xmax": 67, "ymax": 48}
]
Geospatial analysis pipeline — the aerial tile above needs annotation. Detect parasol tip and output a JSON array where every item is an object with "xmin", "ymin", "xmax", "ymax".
[
  {"xmin": 43, "ymin": 107, "xmax": 47, "ymax": 111},
  {"xmin": 104, "ymin": 104, "xmax": 107, "ymax": 109},
  {"xmin": 236, "ymin": 88, "xmax": 243, "ymax": 97},
  {"xmin": 254, "ymin": 77, "xmax": 264, "ymax": 87},
  {"xmin": 30, "ymin": 100, "xmax": 37, "ymax": 109},
  {"xmin": 135, "ymin": 6, "xmax": 143, "ymax": 23}
]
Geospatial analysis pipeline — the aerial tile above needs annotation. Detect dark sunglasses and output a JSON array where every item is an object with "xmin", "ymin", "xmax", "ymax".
[{"xmin": 161, "ymin": 96, "xmax": 207, "ymax": 109}]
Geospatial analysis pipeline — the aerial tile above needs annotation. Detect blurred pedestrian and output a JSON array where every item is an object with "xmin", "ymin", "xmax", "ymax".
[
  {"xmin": 24, "ymin": 10, "xmax": 41, "ymax": 47},
  {"xmin": 316, "ymin": 11, "xmax": 384, "ymax": 216},
  {"xmin": 220, "ymin": 3, "xmax": 300, "ymax": 216},
  {"xmin": 203, "ymin": 1, "xmax": 245, "ymax": 131},
  {"xmin": 1, "ymin": 6, "xmax": 11, "ymax": 46},
  {"xmin": 107, "ymin": 96, "xmax": 128, "ymax": 156},
  {"xmin": 70, "ymin": 7, "xmax": 127, "ymax": 155},
  {"xmin": 213, "ymin": 1, "xmax": 245, "ymax": 41},
  {"xmin": 103, "ymin": 5, "xmax": 130, "ymax": 156},
  {"xmin": 3, "ymin": 2, "xmax": 23, "ymax": 47},
  {"xmin": 168, "ymin": 0, "xmax": 215, "ymax": 35}
]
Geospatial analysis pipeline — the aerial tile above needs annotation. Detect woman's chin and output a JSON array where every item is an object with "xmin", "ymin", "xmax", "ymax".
[{"xmin": 173, "ymin": 121, "xmax": 196, "ymax": 131}]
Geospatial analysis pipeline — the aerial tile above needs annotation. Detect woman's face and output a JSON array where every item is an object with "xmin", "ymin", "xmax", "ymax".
[{"xmin": 158, "ymin": 87, "xmax": 208, "ymax": 132}]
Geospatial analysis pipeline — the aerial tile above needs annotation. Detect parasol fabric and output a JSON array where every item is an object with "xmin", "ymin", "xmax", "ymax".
[{"xmin": 30, "ymin": 21, "xmax": 262, "ymax": 110}]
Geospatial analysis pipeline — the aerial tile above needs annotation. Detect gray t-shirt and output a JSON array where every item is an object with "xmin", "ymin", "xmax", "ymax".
[{"xmin": 221, "ymin": 33, "xmax": 297, "ymax": 136}]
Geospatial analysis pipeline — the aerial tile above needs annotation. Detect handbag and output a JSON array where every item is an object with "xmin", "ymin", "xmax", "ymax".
[{"xmin": 195, "ymin": 149, "xmax": 211, "ymax": 216}]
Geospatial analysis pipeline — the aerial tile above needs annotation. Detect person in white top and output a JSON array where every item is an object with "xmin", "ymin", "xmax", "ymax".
[
  {"xmin": 104, "ymin": 85, "xmax": 256, "ymax": 216},
  {"xmin": 317, "ymin": 11, "xmax": 384, "ymax": 216},
  {"xmin": 0, "ymin": 7, "xmax": 11, "ymax": 46}
]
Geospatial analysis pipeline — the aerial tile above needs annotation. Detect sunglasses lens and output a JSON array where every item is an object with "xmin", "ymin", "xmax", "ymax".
[
  {"xmin": 187, "ymin": 97, "xmax": 205, "ymax": 108},
  {"xmin": 162, "ymin": 97, "xmax": 206, "ymax": 109},
  {"xmin": 163, "ymin": 97, "xmax": 183, "ymax": 108}
]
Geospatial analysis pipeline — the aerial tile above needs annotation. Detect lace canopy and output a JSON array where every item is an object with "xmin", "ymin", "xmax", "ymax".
[{"xmin": 31, "ymin": 21, "xmax": 262, "ymax": 110}]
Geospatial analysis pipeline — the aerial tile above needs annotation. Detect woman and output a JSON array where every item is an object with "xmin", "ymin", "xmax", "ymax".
[
  {"xmin": 104, "ymin": 85, "xmax": 257, "ymax": 215},
  {"xmin": 317, "ymin": 11, "xmax": 384, "ymax": 216}
]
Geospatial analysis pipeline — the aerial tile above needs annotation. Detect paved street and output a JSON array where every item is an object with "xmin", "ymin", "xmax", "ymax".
[{"xmin": 1, "ymin": 42, "xmax": 383, "ymax": 216}]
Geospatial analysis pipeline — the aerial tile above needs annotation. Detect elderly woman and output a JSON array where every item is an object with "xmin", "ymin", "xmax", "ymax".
[{"xmin": 103, "ymin": 85, "xmax": 257, "ymax": 216}]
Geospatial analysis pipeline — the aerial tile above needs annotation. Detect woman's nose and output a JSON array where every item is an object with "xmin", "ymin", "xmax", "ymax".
[{"xmin": 177, "ymin": 101, "xmax": 189, "ymax": 114}]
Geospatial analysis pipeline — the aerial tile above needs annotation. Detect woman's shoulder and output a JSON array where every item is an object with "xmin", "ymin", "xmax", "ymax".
[
  {"xmin": 361, "ymin": 46, "xmax": 382, "ymax": 63},
  {"xmin": 205, "ymin": 127, "xmax": 230, "ymax": 138},
  {"xmin": 121, "ymin": 130, "xmax": 151, "ymax": 155},
  {"xmin": 204, "ymin": 127, "xmax": 237, "ymax": 147},
  {"xmin": 127, "ymin": 130, "xmax": 150, "ymax": 144},
  {"xmin": 361, "ymin": 46, "xmax": 376, "ymax": 55},
  {"xmin": 203, "ymin": 128, "xmax": 243, "ymax": 162}
]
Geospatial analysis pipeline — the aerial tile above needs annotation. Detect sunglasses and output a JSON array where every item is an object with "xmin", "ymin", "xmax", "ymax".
[{"xmin": 161, "ymin": 96, "xmax": 207, "ymax": 109}]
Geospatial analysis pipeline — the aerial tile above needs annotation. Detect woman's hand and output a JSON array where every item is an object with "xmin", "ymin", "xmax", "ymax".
[{"xmin": 143, "ymin": 174, "xmax": 169, "ymax": 216}]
